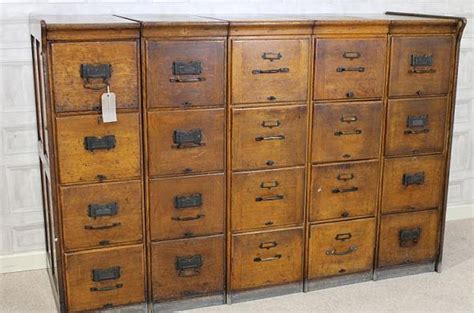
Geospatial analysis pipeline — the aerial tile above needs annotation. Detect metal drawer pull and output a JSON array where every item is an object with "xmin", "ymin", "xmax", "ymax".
[
  {"xmin": 340, "ymin": 115, "xmax": 358, "ymax": 123},
  {"xmin": 404, "ymin": 128, "xmax": 430, "ymax": 134},
  {"xmin": 261, "ymin": 120, "xmax": 281, "ymax": 128},
  {"xmin": 335, "ymin": 232, "xmax": 352, "ymax": 241},
  {"xmin": 172, "ymin": 214, "xmax": 205, "ymax": 221},
  {"xmin": 262, "ymin": 52, "xmax": 282, "ymax": 61},
  {"xmin": 259, "ymin": 241, "xmax": 278, "ymax": 249},
  {"xmin": 337, "ymin": 173, "xmax": 354, "ymax": 181},
  {"xmin": 90, "ymin": 284, "xmax": 123, "ymax": 292},
  {"xmin": 84, "ymin": 222, "xmax": 121, "ymax": 230},
  {"xmin": 326, "ymin": 245, "xmax": 358, "ymax": 256},
  {"xmin": 409, "ymin": 68, "xmax": 436, "ymax": 74},
  {"xmin": 84, "ymin": 135, "xmax": 116, "ymax": 151},
  {"xmin": 342, "ymin": 52, "xmax": 361, "ymax": 59},
  {"xmin": 176, "ymin": 254, "xmax": 203, "ymax": 277},
  {"xmin": 254, "ymin": 254, "xmax": 282, "ymax": 262},
  {"xmin": 170, "ymin": 77, "xmax": 206, "ymax": 83},
  {"xmin": 260, "ymin": 181, "xmax": 279, "ymax": 189},
  {"xmin": 252, "ymin": 67, "xmax": 289, "ymax": 75},
  {"xmin": 336, "ymin": 66, "xmax": 365, "ymax": 73},
  {"xmin": 173, "ymin": 129, "xmax": 204, "ymax": 148},
  {"xmin": 399, "ymin": 228, "xmax": 421, "ymax": 247},
  {"xmin": 334, "ymin": 129, "xmax": 362, "ymax": 136},
  {"xmin": 80, "ymin": 63, "xmax": 112, "ymax": 90},
  {"xmin": 255, "ymin": 194, "xmax": 284, "ymax": 202},
  {"xmin": 332, "ymin": 187, "xmax": 358, "ymax": 194},
  {"xmin": 255, "ymin": 135, "xmax": 285, "ymax": 141}
]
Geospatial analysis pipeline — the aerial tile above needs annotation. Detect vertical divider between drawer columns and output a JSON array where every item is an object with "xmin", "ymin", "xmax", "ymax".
[
  {"xmin": 437, "ymin": 19, "xmax": 467, "ymax": 272},
  {"xmin": 225, "ymin": 31, "xmax": 232, "ymax": 304},
  {"xmin": 373, "ymin": 30, "xmax": 392, "ymax": 275}
]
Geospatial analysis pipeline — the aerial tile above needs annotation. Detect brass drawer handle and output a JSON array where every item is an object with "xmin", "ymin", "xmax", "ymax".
[
  {"xmin": 342, "ymin": 52, "xmax": 361, "ymax": 59},
  {"xmin": 260, "ymin": 181, "xmax": 279, "ymax": 189},
  {"xmin": 259, "ymin": 241, "xmax": 278, "ymax": 249},
  {"xmin": 336, "ymin": 66, "xmax": 365, "ymax": 73},
  {"xmin": 404, "ymin": 128, "xmax": 430, "ymax": 135},
  {"xmin": 409, "ymin": 68, "xmax": 436, "ymax": 74},
  {"xmin": 90, "ymin": 284, "xmax": 123, "ymax": 292},
  {"xmin": 252, "ymin": 68, "xmax": 289, "ymax": 75},
  {"xmin": 176, "ymin": 254, "xmax": 203, "ymax": 277},
  {"xmin": 326, "ymin": 245, "xmax": 358, "ymax": 256},
  {"xmin": 332, "ymin": 187, "xmax": 358, "ymax": 194},
  {"xmin": 255, "ymin": 194, "xmax": 284, "ymax": 202},
  {"xmin": 84, "ymin": 222, "xmax": 121, "ymax": 230},
  {"xmin": 170, "ymin": 77, "xmax": 206, "ymax": 83},
  {"xmin": 334, "ymin": 129, "xmax": 362, "ymax": 136},
  {"xmin": 80, "ymin": 63, "xmax": 112, "ymax": 91},
  {"xmin": 340, "ymin": 115, "xmax": 358, "ymax": 123},
  {"xmin": 172, "ymin": 214, "xmax": 205, "ymax": 222},
  {"xmin": 337, "ymin": 173, "xmax": 354, "ymax": 181},
  {"xmin": 262, "ymin": 52, "xmax": 282, "ymax": 61},
  {"xmin": 255, "ymin": 135, "xmax": 285, "ymax": 141},
  {"xmin": 254, "ymin": 254, "xmax": 282, "ymax": 262},
  {"xmin": 261, "ymin": 120, "xmax": 281, "ymax": 128}
]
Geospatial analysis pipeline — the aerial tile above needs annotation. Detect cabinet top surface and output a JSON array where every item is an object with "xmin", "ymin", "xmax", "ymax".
[{"xmin": 31, "ymin": 14, "xmax": 139, "ymax": 28}]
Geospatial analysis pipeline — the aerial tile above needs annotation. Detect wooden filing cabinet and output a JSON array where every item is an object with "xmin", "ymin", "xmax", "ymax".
[{"xmin": 31, "ymin": 12, "xmax": 466, "ymax": 312}]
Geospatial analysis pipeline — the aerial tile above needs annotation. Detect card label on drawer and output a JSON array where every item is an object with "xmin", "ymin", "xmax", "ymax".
[{"xmin": 101, "ymin": 86, "xmax": 117, "ymax": 123}]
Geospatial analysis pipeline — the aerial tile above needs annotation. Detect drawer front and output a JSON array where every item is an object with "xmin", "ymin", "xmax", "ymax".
[
  {"xmin": 231, "ymin": 228, "xmax": 303, "ymax": 291},
  {"xmin": 56, "ymin": 113, "xmax": 141, "ymax": 184},
  {"xmin": 150, "ymin": 174, "xmax": 224, "ymax": 241},
  {"xmin": 231, "ymin": 38, "xmax": 309, "ymax": 104},
  {"xmin": 65, "ymin": 244, "xmax": 145, "ymax": 312},
  {"xmin": 310, "ymin": 160, "xmax": 378, "ymax": 222},
  {"xmin": 148, "ymin": 108, "xmax": 224, "ymax": 176},
  {"xmin": 312, "ymin": 101, "xmax": 382, "ymax": 163},
  {"xmin": 151, "ymin": 235, "xmax": 224, "ymax": 302},
  {"xmin": 147, "ymin": 40, "xmax": 225, "ymax": 108},
  {"xmin": 389, "ymin": 36, "xmax": 454, "ymax": 97},
  {"xmin": 308, "ymin": 218, "xmax": 375, "ymax": 279},
  {"xmin": 231, "ymin": 167, "xmax": 305, "ymax": 231},
  {"xmin": 51, "ymin": 41, "xmax": 139, "ymax": 113},
  {"xmin": 385, "ymin": 98, "xmax": 448, "ymax": 156},
  {"xmin": 378, "ymin": 210, "xmax": 439, "ymax": 268},
  {"xmin": 232, "ymin": 105, "xmax": 307, "ymax": 170},
  {"xmin": 314, "ymin": 38, "xmax": 386, "ymax": 100},
  {"xmin": 61, "ymin": 181, "xmax": 142, "ymax": 251},
  {"xmin": 382, "ymin": 154, "xmax": 444, "ymax": 214}
]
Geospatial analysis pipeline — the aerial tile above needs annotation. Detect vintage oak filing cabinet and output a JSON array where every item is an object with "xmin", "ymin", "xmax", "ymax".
[{"xmin": 30, "ymin": 12, "xmax": 466, "ymax": 312}]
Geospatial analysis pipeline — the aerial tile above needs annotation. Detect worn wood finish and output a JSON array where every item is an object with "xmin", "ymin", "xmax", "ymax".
[
  {"xmin": 151, "ymin": 235, "xmax": 225, "ymax": 302},
  {"xmin": 146, "ymin": 40, "xmax": 226, "ymax": 108},
  {"xmin": 231, "ymin": 228, "xmax": 303, "ymax": 291},
  {"xmin": 149, "ymin": 173, "xmax": 224, "ymax": 241},
  {"xmin": 308, "ymin": 218, "xmax": 376, "ymax": 279},
  {"xmin": 312, "ymin": 101, "xmax": 382, "ymax": 163},
  {"xmin": 147, "ymin": 108, "xmax": 225, "ymax": 176},
  {"xmin": 381, "ymin": 154, "xmax": 445, "ymax": 214},
  {"xmin": 378, "ymin": 210, "xmax": 439, "ymax": 268},
  {"xmin": 56, "ymin": 113, "xmax": 141, "ymax": 184},
  {"xmin": 60, "ymin": 180, "xmax": 143, "ymax": 251},
  {"xmin": 232, "ymin": 104, "xmax": 307, "ymax": 170},
  {"xmin": 314, "ymin": 38, "xmax": 386, "ymax": 100},
  {"xmin": 65, "ymin": 244, "xmax": 145, "ymax": 312},
  {"xmin": 310, "ymin": 160, "xmax": 379, "ymax": 222},
  {"xmin": 385, "ymin": 97, "xmax": 448, "ymax": 156},
  {"xmin": 231, "ymin": 167, "xmax": 305, "ymax": 232}
]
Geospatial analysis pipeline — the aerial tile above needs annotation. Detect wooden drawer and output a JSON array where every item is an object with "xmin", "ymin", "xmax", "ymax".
[
  {"xmin": 51, "ymin": 41, "xmax": 139, "ymax": 113},
  {"xmin": 231, "ymin": 167, "xmax": 305, "ymax": 232},
  {"xmin": 151, "ymin": 235, "xmax": 224, "ymax": 302},
  {"xmin": 65, "ymin": 244, "xmax": 145, "ymax": 312},
  {"xmin": 310, "ymin": 160, "xmax": 378, "ymax": 222},
  {"xmin": 308, "ymin": 218, "xmax": 375, "ymax": 279},
  {"xmin": 231, "ymin": 228, "xmax": 303, "ymax": 291},
  {"xmin": 378, "ymin": 210, "xmax": 439, "ymax": 268},
  {"xmin": 232, "ymin": 105, "xmax": 307, "ymax": 171},
  {"xmin": 56, "ymin": 113, "xmax": 141, "ymax": 184},
  {"xmin": 150, "ymin": 173, "xmax": 224, "ymax": 241},
  {"xmin": 312, "ymin": 101, "xmax": 382, "ymax": 163},
  {"xmin": 385, "ymin": 97, "xmax": 448, "ymax": 156},
  {"xmin": 314, "ymin": 38, "xmax": 386, "ymax": 100},
  {"xmin": 382, "ymin": 154, "xmax": 444, "ymax": 214},
  {"xmin": 60, "ymin": 181, "xmax": 142, "ymax": 251},
  {"xmin": 231, "ymin": 38, "xmax": 309, "ymax": 104},
  {"xmin": 146, "ymin": 40, "xmax": 225, "ymax": 108},
  {"xmin": 148, "ymin": 108, "xmax": 224, "ymax": 176},
  {"xmin": 389, "ymin": 36, "xmax": 454, "ymax": 97}
]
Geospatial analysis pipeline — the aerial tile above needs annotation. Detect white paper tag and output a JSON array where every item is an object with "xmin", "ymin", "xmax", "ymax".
[{"xmin": 101, "ymin": 88, "xmax": 117, "ymax": 123}]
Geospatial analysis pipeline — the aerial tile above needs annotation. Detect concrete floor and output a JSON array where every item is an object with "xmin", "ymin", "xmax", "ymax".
[{"xmin": 1, "ymin": 219, "xmax": 473, "ymax": 313}]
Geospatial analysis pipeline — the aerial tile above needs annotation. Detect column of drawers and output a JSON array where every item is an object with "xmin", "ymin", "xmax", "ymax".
[
  {"xmin": 307, "ymin": 23, "xmax": 388, "ymax": 289},
  {"xmin": 139, "ymin": 17, "xmax": 228, "ymax": 310},
  {"xmin": 227, "ymin": 19, "xmax": 312, "ymax": 301},
  {"xmin": 377, "ymin": 31, "xmax": 456, "ymax": 273},
  {"xmin": 47, "ymin": 31, "xmax": 146, "ymax": 311}
]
